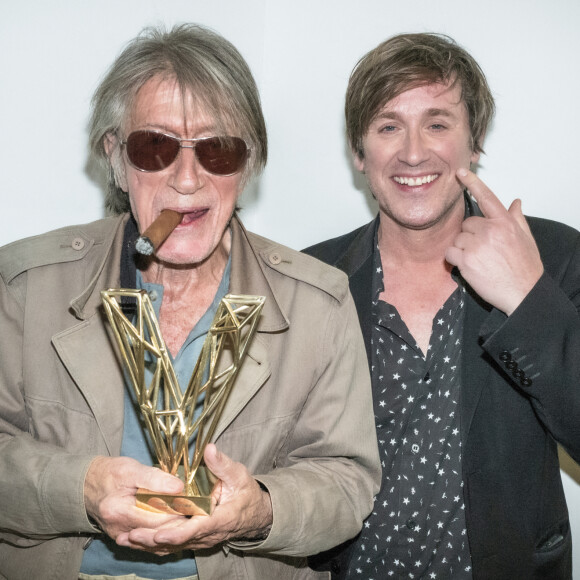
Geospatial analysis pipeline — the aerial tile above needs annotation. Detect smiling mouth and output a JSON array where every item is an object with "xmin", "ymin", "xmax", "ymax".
[{"xmin": 393, "ymin": 174, "xmax": 439, "ymax": 186}]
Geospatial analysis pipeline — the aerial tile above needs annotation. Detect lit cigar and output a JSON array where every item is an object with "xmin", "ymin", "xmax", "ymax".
[{"xmin": 135, "ymin": 209, "xmax": 183, "ymax": 256}]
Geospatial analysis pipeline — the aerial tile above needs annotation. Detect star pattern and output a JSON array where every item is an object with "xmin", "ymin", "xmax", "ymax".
[{"xmin": 346, "ymin": 245, "xmax": 473, "ymax": 579}]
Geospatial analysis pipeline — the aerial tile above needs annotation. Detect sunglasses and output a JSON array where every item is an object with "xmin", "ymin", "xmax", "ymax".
[{"xmin": 121, "ymin": 130, "xmax": 249, "ymax": 176}]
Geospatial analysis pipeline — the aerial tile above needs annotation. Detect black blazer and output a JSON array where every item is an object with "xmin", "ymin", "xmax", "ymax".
[{"xmin": 304, "ymin": 207, "xmax": 580, "ymax": 579}]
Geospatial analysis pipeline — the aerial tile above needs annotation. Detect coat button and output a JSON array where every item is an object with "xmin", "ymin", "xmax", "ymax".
[
  {"xmin": 506, "ymin": 360, "xmax": 518, "ymax": 370},
  {"xmin": 72, "ymin": 237, "xmax": 85, "ymax": 251},
  {"xmin": 521, "ymin": 377, "xmax": 533, "ymax": 387},
  {"xmin": 499, "ymin": 350, "xmax": 511, "ymax": 362},
  {"xmin": 269, "ymin": 252, "xmax": 282, "ymax": 265},
  {"xmin": 512, "ymin": 368, "xmax": 525, "ymax": 379}
]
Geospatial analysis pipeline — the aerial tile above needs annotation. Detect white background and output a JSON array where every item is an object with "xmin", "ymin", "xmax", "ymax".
[{"xmin": 1, "ymin": 0, "xmax": 579, "ymax": 573}]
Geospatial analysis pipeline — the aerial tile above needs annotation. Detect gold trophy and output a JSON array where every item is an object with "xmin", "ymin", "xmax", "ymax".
[{"xmin": 101, "ymin": 288, "xmax": 265, "ymax": 516}]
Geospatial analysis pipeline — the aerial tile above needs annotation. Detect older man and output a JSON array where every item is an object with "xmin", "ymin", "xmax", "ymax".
[
  {"xmin": 0, "ymin": 24, "xmax": 380, "ymax": 580},
  {"xmin": 306, "ymin": 33, "xmax": 580, "ymax": 579}
]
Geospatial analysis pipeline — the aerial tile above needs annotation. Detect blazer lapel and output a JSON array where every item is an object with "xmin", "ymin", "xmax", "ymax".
[{"xmin": 460, "ymin": 288, "xmax": 493, "ymax": 447}]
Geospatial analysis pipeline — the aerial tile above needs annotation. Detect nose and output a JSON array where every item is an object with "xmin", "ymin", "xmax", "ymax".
[
  {"xmin": 398, "ymin": 127, "xmax": 430, "ymax": 166},
  {"xmin": 169, "ymin": 145, "xmax": 205, "ymax": 195}
]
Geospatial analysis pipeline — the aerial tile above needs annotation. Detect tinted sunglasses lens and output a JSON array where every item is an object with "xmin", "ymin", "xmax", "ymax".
[
  {"xmin": 196, "ymin": 137, "xmax": 248, "ymax": 175},
  {"xmin": 126, "ymin": 131, "xmax": 180, "ymax": 171}
]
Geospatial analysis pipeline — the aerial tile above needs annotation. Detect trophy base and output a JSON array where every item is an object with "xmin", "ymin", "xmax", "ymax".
[{"xmin": 136, "ymin": 466, "xmax": 217, "ymax": 516}]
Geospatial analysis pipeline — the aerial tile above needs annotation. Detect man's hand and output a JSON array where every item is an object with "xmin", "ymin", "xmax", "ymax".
[
  {"xmin": 84, "ymin": 456, "xmax": 185, "ymax": 541},
  {"xmin": 445, "ymin": 168, "xmax": 544, "ymax": 315},
  {"xmin": 115, "ymin": 444, "xmax": 273, "ymax": 554}
]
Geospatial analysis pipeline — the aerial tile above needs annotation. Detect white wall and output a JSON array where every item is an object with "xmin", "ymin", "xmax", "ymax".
[{"xmin": 1, "ymin": 0, "xmax": 579, "ymax": 573}]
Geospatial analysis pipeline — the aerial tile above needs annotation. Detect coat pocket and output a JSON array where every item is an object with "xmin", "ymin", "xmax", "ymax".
[{"xmin": 533, "ymin": 519, "xmax": 572, "ymax": 579}]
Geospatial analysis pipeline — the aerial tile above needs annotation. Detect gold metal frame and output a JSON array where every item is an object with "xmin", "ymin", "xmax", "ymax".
[{"xmin": 101, "ymin": 289, "xmax": 264, "ymax": 515}]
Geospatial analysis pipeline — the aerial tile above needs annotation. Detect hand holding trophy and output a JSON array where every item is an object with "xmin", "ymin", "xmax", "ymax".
[{"xmin": 101, "ymin": 288, "xmax": 264, "ymax": 516}]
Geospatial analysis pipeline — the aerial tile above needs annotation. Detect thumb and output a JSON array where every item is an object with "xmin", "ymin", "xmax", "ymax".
[
  {"xmin": 139, "ymin": 466, "xmax": 184, "ymax": 494},
  {"xmin": 508, "ymin": 198, "xmax": 522, "ymax": 216},
  {"xmin": 508, "ymin": 198, "xmax": 532, "ymax": 234},
  {"xmin": 203, "ymin": 443, "xmax": 235, "ymax": 482}
]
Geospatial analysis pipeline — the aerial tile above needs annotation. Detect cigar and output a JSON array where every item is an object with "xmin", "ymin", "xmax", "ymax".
[{"xmin": 135, "ymin": 209, "xmax": 183, "ymax": 256}]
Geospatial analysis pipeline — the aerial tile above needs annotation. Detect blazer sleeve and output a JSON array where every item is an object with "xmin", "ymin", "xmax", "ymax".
[{"xmin": 478, "ymin": 224, "xmax": 580, "ymax": 463}]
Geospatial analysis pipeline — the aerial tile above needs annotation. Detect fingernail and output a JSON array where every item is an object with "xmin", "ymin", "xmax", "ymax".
[{"xmin": 457, "ymin": 168, "xmax": 468, "ymax": 177}]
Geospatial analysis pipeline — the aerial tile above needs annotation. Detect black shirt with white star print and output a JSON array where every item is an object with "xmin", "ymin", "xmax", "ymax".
[{"xmin": 347, "ymin": 239, "xmax": 473, "ymax": 580}]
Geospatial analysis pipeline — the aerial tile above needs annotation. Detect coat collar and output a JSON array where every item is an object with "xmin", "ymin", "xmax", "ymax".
[
  {"xmin": 229, "ymin": 215, "xmax": 289, "ymax": 333},
  {"xmin": 69, "ymin": 215, "xmax": 128, "ymax": 319},
  {"xmin": 335, "ymin": 217, "xmax": 378, "ymax": 279}
]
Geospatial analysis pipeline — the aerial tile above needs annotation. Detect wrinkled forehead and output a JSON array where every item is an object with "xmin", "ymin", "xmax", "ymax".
[{"xmin": 124, "ymin": 74, "xmax": 239, "ymax": 137}]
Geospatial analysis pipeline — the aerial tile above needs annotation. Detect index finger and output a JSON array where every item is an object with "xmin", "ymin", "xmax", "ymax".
[{"xmin": 456, "ymin": 167, "xmax": 507, "ymax": 218}]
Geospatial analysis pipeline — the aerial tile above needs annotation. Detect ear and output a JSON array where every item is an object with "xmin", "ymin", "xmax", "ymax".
[
  {"xmin": 471, "ymin": 131, "xmax": 486, "ymax": 165},
  {"xmin": 353, "ymin": 148, "xmax": 365, "ymax": 173},
  {"xmin": 103, "ymin": 132, "xmax": 118, "ymax": 159},
  {"xmin": 104, "ymin": 132, "xmax": 129, "ymax": 192}
]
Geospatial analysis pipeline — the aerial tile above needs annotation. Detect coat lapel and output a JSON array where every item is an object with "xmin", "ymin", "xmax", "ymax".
[
  {"xmin": 211, "ymin": 333, "xmax": 272, "ymax": 441},
  {"xmin": 210, "ymin": 217, "xmax": 284, "ymax": 439},
  {"xmin": 52, "ymin": 216, "xmax": 127, "ymax": 455},
  {"xmin": 52, "ymin": 316, "xmax": 125, "ymax": 455}
]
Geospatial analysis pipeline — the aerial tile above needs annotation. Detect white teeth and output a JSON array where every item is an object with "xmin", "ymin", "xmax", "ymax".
[{"xmin": 394, "ymin": 174, "xmax": 438, "ymax": 186}]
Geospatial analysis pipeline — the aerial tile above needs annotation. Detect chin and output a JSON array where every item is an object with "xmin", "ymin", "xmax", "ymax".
[{"xmin": 155, "ymin": 245, "xmax": 207, "ymax": 267}]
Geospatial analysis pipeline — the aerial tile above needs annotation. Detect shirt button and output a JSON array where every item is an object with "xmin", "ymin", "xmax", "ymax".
[
  {"xmin": 71, "ymin": 237, "xmax": 85, "ymax": 251},
  {"xmin": 148, "ymin": 290, "xmax": 159, "ymax": 302},
  {"xmin": 406, "ymin": 518, "xmax": 417, "ymax": 530},
  {"xmin": 411, "ymin": 443, "xmax": 420, "ymax": 454},
  {"xmin": 269, "ymin": 252, "xmax": 282, "ymax": 265}
]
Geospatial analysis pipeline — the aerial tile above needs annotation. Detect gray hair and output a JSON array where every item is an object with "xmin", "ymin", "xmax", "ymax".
[{"xmin": 89, "ymin": 23, "xmax": 267, "ymax": 214}]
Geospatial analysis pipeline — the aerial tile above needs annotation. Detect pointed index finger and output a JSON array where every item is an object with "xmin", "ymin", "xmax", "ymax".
[{"xmin": 456, "ymin": 168, "xmax": 508, "ymax": 218}]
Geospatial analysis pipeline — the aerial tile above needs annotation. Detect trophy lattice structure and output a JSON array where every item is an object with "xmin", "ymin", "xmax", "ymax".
[{"xmin": 101, "ymin": 289, "xmax": 265, "ymax": 507}]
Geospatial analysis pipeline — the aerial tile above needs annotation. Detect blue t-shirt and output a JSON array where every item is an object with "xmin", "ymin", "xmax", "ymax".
[{"xmin": 81, "ymin": 259, "xmax": 230, "ymax": 579}]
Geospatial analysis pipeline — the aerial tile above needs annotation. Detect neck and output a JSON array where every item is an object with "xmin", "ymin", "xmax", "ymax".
[
  {"xmin": 377, "ymin": 206, "xmax": 463, "ymax": 271},
  {"xmin": 140, "ymin": 230, "xmax": 231, "ymax": 357},
  {"xmin": 377, "ymin": 206, "xmax": 463, "ymax": 355}
]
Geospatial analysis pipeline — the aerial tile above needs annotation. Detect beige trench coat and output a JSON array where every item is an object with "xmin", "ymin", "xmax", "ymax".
[{"xmin": 0, "ymin": 215, "xmax": 380, "ymax": 580}]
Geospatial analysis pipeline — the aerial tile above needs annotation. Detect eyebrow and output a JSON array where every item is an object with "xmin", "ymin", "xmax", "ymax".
[
  {"xmin": 137, "ymin": 123, "xmax": 219, "ymax": 136},
  {"xmin": 375, "ymin": 108, "xmax": 456, "ymax": 122}
]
